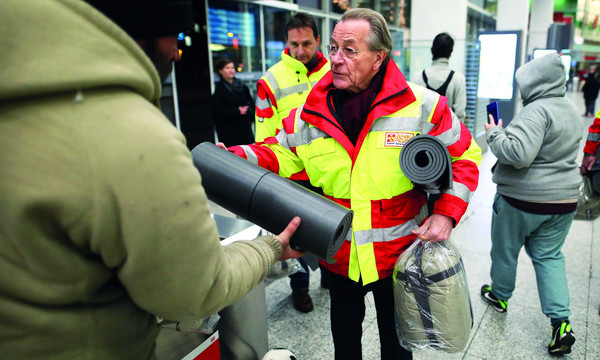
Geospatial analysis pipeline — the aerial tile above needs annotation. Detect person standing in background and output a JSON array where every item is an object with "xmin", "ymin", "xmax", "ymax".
[
  {"xmin": 412, "ymin": 32, "xmax": 466, "ymax": 123},
  {"xmin": 212, "ymin": 58, "xmax": 255, "ymax": 145},
  {"xmin": 481, "ymin": 53, "xmax": 582, "ymax": 355},
  {"xmin": 255, "ymin": 13, "xmax": 330, "ymax": 143},
  {"xmin": 581, "ymin": 65, "xmax": 600, "ymax": 117},
  {"xmin": 254, "ymin": 12, "xmax": 330, "ymax": 313},
  {"xmin": 580, "ymin": 114, "xmax": 600, "ymax": 174}
]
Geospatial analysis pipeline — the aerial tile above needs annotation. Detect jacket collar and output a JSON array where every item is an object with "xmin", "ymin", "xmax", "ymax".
[
  {"xmin": 432, "ymin": 58, "xmax": 450, "ymax": 66},
  {"xmin": 282, "ymin": 48, "xmax": 328, "ymax": 75},
  {"xmin": 301, "ymin": 59, "xmax": 416, "ymax": 158}
]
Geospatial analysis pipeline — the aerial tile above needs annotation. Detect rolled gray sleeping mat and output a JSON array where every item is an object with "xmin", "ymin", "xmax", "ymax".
[
  {"xmin": 399, "ymin": 135, "xmax": 453, "ymax": 194},
  {"xmin": 191, "ymin": 142, "xmax": 353, "ymax": 261}
]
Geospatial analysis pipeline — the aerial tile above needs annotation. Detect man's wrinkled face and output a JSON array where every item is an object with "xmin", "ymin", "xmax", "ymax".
[
  {"xmin": 329, "ymin": 19, "xmax": 385, "ymax": 93},
  {"xmin": 141, "ymin": 36, "xmax": 180, "ymax": 84},
  {"xmin": 287, "ymin": 26, "xmax": 320, "ymax": 65}
]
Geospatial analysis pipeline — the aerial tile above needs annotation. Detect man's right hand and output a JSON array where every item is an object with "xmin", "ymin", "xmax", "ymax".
[
  {"xmin": 275, "ymin": 217, "xmax": 305, "ymax": 261},
  {"xmin": 216, "ymin": 142, "xmax": 227, "ymax": 150}
]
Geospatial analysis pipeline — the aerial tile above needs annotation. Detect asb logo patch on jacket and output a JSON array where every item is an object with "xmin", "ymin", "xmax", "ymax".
[{"xmin": 384, "ymin": 131, "xmax": 416, "ymax": 147}]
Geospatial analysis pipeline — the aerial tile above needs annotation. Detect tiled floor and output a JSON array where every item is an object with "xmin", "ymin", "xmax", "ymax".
[{"xmin": 262, "ymin": 91, "xmax": 600, "ymax": 360}]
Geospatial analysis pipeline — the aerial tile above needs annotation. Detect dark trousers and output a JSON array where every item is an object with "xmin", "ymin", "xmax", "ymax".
[
  {"xmin": 323, "ymin": 267, "xmax": 412, "ymax": 360},
  {"xmin": 289, "ymin": 257, "xmax": 309, "ymax": 292},
  {"xmin": 585, "ymin": 98, "xmax": 597, "ymax": 116}
]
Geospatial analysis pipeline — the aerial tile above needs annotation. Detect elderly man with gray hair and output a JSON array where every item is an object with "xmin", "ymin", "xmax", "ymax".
[{"xmin": 224, "ymin": 8, "xmax": 481, "ymax": 359}]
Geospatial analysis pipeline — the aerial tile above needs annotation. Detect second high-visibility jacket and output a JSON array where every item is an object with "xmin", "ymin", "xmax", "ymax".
[
  {"xmin": 584, "ymin": 113, "xmax": 600, "ymax": 155},
  {"xmin": 233, "ymin": 59, "xmax": 481, "ymax": 285},
  {"xmin": 255, "ymin": 48, "xmax": 329, "ymax": 142}
]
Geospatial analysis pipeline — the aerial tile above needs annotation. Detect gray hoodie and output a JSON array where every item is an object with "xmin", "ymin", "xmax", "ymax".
[{"xmin": 486, "ymin": 53, "xmax": 583, "ymax": 202}]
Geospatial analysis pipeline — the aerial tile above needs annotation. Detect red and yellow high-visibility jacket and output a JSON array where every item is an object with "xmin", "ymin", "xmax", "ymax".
[
  {"xmin": 584, "ymin": 114, "xmax": 600, "ymax": 155},
  {"xmin": 255, "ymin": 48, "xmax": 329, "ymax": 143},
  {"xmin": 231, "ymin": 59, "xmax": 481, "ymax": 285}
]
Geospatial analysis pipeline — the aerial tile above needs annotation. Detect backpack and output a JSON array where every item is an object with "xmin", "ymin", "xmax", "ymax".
[{"xmin": 422, "ymin": 70, "xmax": 455, "ymax": 97}]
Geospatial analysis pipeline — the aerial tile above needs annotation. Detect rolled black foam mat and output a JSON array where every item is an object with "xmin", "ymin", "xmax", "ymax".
[
  {"xmin": 399, "ymin": 135, "xmax": 452, "ymax": 194},
  {"xmin": 191, "ymin": 142, "xmax": 353, "ymax": 260}
]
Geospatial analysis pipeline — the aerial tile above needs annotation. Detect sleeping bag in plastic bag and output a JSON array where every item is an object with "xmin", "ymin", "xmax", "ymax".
[
  {"xmin": 575, "ymin": 174, "xmax": 600, "ymax": 220},
  {"xmin": 392, "ymin": 239, "xmax": 472, "ymax": 352}
]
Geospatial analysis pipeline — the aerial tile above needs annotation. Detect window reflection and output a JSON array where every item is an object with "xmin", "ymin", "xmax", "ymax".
[
  {"xmin": 208, "ymin": 1, "xmax": 261, "ymax": 96},
  {"xmin": 264, "ymin": 8, "xmax": 289, "ymax": 70},
  {"xmin": 356, "ymin": 1, "xmax": 410, "ymax": 28},
  {"xmin": 295, "ymin": 0, "xmax": 322, "ymax": 9},
  {"xmin": 332, "ymin": 0, "xmax": 351, "ymax": 14}
]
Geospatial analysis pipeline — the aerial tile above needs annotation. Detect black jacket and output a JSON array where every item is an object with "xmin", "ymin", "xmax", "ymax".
[
  {"xmin": 211, "ymin": 78, "xmax": 255, "ymax": 145},
  {"xmin": 583, "ymin": 73, "xmax": 600, "ymax": 101}
]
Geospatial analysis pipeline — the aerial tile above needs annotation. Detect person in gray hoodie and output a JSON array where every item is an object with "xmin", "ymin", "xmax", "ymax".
[{"xmin": 480, "ymin": 53, "xmax": 582, "ymax": 355}]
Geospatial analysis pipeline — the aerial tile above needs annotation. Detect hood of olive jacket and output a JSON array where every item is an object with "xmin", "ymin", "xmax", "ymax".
[
  {"xmin": 515, "ymin": 53, "xmax": 566, "ymax": 106},
  {"xmin": 0, "ymin": 1, "xmax": 283, "ymax": 359},
  {"xmin": 0, "ymin": 0, "xmax": 162, "ymax": 104}
]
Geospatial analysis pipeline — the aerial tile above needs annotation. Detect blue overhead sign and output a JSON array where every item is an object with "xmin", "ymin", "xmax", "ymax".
[{"xmin": 209, "ymin": 8, "xmax": 256, "ymax": 47}]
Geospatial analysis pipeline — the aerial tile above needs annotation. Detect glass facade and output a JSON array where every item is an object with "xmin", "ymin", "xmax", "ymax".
[
  {"xmin": 295, "ymin": 0, "xmax": 322, "ymax": 9},
  {"xmin": 574, "ymin": 0, "xmax": 600, "ymax": 43},
  {"xmin": 174, "ymin": 0, "xmax": 509, "ymax": 148},
  {"xmin": 357, "ymin": 0, "xmax": 410, "ymax": 27},
  {"xmin": 332, "ymin": 0, "xmax": 351, "ymax": 13},
  {"xmin": 205, "ymin": 0, "xmax": 409, "ymax": 98},
  {"xmin": 208, "ymin": 1, "xmax": 262, "ymax": 96}
]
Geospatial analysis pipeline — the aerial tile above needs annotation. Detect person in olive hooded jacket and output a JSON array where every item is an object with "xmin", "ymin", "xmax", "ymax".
[
  {"xmin": 0, "ymin": 1, "xmax": 303, "ymax": 359},
  {"xmin": 481, "ymin": 53, "xmax": 582, "ymax": 355}
]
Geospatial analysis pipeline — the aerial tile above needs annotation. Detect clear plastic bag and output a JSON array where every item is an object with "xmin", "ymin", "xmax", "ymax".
[
  {"xmin": 575, "ymin": 174, "xmax": 600, "ymax": 220},
  {"xmin": 392, "ymin": 239, "xmax": 472, "ymax": 353},
  {"xmin": 159, "ymin": 313, "xmax": 220, "ymax": 334},
  {"xmin": 266, "ymin": 258, "xmax": 305, "ymax": 280}
]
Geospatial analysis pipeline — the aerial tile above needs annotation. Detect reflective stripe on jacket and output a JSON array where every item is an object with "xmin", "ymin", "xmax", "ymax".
[
  {"xmin": 254, "ymin": 49, "xmax": 329, "ymax": 142},
  {"xmin": 235, "ymin": 59, "xmax": 481, "ymax": 285}
]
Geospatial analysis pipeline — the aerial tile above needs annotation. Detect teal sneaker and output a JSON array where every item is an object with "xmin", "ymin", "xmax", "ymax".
[
  {"xmin": 548, "ymin": 321, "xmax": 575, "ymax": 355},
  {"xmin": 480, "ymin": 284, "xmax": 507, "ymax": 313}
]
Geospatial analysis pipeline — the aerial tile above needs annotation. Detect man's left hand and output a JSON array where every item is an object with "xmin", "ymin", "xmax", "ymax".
[
  {"xmin": 411, "ymin": 214, "xmax": 454, "ymax": 242},
  {"xmin": 581, "ymin": 154, "xmax": 597, "ymax": 175}
]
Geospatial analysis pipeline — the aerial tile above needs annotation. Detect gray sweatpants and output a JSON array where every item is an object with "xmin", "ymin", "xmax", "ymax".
[{"xmin": 489, "ymin": 193, "xmax": 574, "ymax": 321}]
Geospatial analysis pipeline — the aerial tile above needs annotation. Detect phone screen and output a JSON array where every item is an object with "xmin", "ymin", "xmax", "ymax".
[{"xmin": 486, "ymin": 102, "xmax": 500, "ymax": 125}]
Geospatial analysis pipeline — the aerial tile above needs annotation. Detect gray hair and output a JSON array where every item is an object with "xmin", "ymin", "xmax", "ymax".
[{"xmin": 340, "ymin": 8, "xmax": 392, "ymax": 56}]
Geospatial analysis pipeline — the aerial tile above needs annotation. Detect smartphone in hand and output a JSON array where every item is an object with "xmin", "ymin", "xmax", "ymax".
[{"xmin": 486, "ymin": 101, "xmax": 500, "ymax": 125}]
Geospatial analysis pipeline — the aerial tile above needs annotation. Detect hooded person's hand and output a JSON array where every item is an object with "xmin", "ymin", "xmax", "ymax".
[
  {"xmin": 275, "ymin": 217, "xmax": 306, "ymax": 260},
  {"xmin": 484, "ymin": 114, "xmax": 503, "ymax": 131}
]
